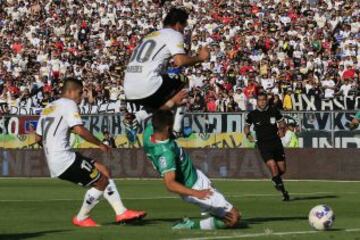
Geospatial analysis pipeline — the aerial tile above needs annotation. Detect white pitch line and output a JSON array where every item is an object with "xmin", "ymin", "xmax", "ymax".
[
  {"xmin": 0, "ymin": 191, "xmax": 357, "ymax": 202},
  {"xmin": 1, "ymin": 178, "xmax": 360, "ymax": 183},
  {"xmin": 180, "ymin": 228, "xmax": 360, "ymax": 240}
]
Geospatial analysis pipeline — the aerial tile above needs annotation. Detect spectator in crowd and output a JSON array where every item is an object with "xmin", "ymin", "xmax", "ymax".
[
  {"xmin": 0, "ymin": 0, "xmax": 359, "ymax": 115},
  {"xmin": 283, "ymin": 89, "xmax": 293, "ymax": 111},
  {"xmin": 281, "ymin": 123, "xmax": 299, "ymax": 148},
  {"xmin": 272, "ymin": 94, "xmax": 283, "ymax": 111}
]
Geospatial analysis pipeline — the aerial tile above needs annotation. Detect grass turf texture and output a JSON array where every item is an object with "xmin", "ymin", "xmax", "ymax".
[{"xmin": 0, "ymin": 179, "xmax": 359, "ymax": 240}]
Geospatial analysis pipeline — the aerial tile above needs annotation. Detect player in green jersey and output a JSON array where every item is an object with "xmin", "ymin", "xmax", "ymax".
[
  {"xmin": 143, "ymin": 110, "xmax": 240, "ymax": 230},
  {"xmin": 347, "ymin": 111, "xmax": 360, "ymax": 130}
]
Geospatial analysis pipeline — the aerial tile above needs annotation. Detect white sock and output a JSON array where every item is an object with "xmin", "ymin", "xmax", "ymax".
[
  {"xmin": 103, "ymin": 179, "xmax": 127, "ymax": 215},
  {"xmin": 77, "ymin": 188, "xmax": 103, "ymax": 221},
  {"xmin": 173, "ymin": 106, "xmax": 185, "ymax": 133}
]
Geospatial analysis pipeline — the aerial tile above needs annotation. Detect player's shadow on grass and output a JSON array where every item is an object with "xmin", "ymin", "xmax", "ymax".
[
  {"xmin": 105, "ymin": 217, "xmax": 184, "ymax": 226},
  {"xmin": 243, "ymin": 216, "xmax": 308, "ymax": 225},
  {"xmin": 0, "ymin": 230, "xmax": 70, "ymax": 240},
  {"xmin": 291, "ymin": 195, "xmax": 338, "ymax": 201}
]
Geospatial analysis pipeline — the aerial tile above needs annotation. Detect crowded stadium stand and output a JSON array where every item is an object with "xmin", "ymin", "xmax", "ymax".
[{"xmin": 0, "ymin": 0, "xmax": 359, "ymax": 115}]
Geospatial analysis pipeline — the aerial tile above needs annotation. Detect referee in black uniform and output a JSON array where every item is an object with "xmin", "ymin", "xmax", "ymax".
[{"xmin": 243, "ymin": 92, "xmax": 290, "ymax": 201}]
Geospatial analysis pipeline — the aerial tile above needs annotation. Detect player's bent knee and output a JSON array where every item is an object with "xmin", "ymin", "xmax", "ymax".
[
  {"xmin": 95, "ymin": 162, "xmax": 111, "ymax": 178},
  {"xmin": 94, "ymin": 174, "xmax": 109, "ymax": 191}
]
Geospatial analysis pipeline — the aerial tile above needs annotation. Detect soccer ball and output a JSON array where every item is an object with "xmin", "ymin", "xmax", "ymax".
[{"xmin": 308, "ymin": 205, "xmax": 335, "ymax": 231}]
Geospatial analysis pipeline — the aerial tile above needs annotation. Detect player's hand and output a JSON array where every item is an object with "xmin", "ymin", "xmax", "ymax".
[
  {"xmin": 224, "ymin": 212, "xmax": 235, "ymax": 226},
  {"xmin": 198, "ymin": 46, "xmax": 210, "ymax": 62},
  {"xmin": 193, "ymin": 189, "xmax": 213, "ymax": 200},
  {"xmin": 99, "ymin": 143, "xmax": 111, "ymax": 152},
  {"xmin": 172, "ymin": 89, "xmax": 188, "ymax": 106}
]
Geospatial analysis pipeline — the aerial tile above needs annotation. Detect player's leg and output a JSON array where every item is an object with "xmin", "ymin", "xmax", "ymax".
[
  {"xmin": 274, "ymin": 144, "xmax": 290, "ymax": 201},
  {"xmin": 74, "ymin": 174, "xmax": 108, "ymax": 227},
  {"xmin": 57, "ymin": 153, "xmax": 108, "ymax": 227},
  {"xmin": 127, "ymin": 74, "xmax": 189, "ymax": 136},
  {"xmin": 265, "ymin": 159, "xmax": 288, "ymax": 200},
  {"xmin": 260, "ymin": 144, "xmax": 289, "ymax": 201},
  {"xmin": 159, "ymin": 74, "xmax": 188, "ymax": 135},
  {"xmin": 94, "ymin": 161, "xmax": 146, "ymax": 222},
  {"xmin": 175, "ymin": 170, "xmax": 241, "ymax": 230},
  {"xmin": 277, "ymin": 160, "xmax": 286, "ymax": 176}
]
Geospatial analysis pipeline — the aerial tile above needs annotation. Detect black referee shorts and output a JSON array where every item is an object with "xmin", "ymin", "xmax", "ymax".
[
  {"xmin": 126, "ymin": 73, "xmax": 187, "ymax": 111},
  {"xmin": 58, "ymin": 152, "xmax": 101, "ymax": 187},
  {"xmin": 257, "ymin": 140, "xmax": 285, "ymax": 163}
]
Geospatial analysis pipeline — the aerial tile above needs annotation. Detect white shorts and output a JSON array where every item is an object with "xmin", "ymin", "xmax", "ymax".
[{"xmin": 182, "ymin": 170, "xmax": 233, "ymax": 218}]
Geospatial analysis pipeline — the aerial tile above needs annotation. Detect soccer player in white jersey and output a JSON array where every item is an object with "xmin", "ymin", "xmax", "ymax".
[
  {"xmin": 35, "ymin": 78, "xmax": 146, "ymax": 227},
  {"xmin": 124, "ymin": 7, "xmax": 210, "ymax": 136}
]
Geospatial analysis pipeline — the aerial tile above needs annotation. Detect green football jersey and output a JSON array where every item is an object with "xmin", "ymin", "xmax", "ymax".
[{"xmin": 143, "ymin": 123, "xmax": 198, "ymax": 188}]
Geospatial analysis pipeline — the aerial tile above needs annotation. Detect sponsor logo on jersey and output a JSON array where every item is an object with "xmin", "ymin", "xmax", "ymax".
[
  {"xmin": 42, "ymin": 106, "xmax": 56, "ymax": 116},
  {"xmin": 159, "ymin": 156, "xmax": 167, "ymax": 169},
  {"xmin": 73, "ymin": 112, "xmax": 81, "ymax": 119},
  {"xmin": 144, "ymin": 31, "xmax": 160, "ymax": 39},
  {"xmin": 176, "ymin": 42, "xmax": 184, "ymax": 49},
  {"xmin": 126, "ymin": 65, "xmax": 143, "ymax": 73}
]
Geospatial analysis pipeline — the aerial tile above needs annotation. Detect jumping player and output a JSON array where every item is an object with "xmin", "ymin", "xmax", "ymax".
[
  {"xmin": 243, "ymin": 93, "xmax": 290, "ymax": 201},
  {"xmin": 124, "ymin": 7, "xmax": 210, "ymax": 136},
  {"xmin": 35, "ymin": 78, "xmax": 146, "ymax": 227},
  {"xmin": 143, "ymin": 110, "xmax": 240, "ymax": 230}
]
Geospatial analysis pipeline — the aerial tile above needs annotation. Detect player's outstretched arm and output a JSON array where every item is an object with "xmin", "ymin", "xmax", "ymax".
[
  {"xmin": 173, "ymin": 46, "xmax": 210, "ymax": 67},
  {"xmin": 163, "ymin": 171, "xmax": 212, "ymax": 199},
  {"xmin": 160, "ymin": 89, "xmax": 188, "ymax": 110},
  {"xmin": 72, "ymin": 125, "xmax": 110, "ymax": 152}
]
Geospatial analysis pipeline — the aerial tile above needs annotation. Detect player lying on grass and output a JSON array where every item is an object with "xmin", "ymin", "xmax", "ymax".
[
  {"xmin": 346, "ymin": 111, "xmax": 360, "ymax": 130},
  {"xmin": 143, "ymin": 110, "xmax": 241, "ymax": 230},
  {"xmin": 124, "ymin": 7, "xmax": 210, "ymax": 139},
  {"xmin": 35, "ymin": 78, "xmax": 146, "ymax": 227}
]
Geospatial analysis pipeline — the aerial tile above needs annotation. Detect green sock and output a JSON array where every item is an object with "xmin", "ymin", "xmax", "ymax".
[
  {"xmin": 213, "ymin": 217, "xmax": 226, "ymax": 229},
  {"xmin": 193, "ymin": 217, "xmax": 227, "ymax": 230}
]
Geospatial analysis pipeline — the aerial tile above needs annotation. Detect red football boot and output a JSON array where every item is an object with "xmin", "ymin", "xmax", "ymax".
[
  {"xmin": 115, "ymin": 210, "xmax": 147, "ymax": 223},
  {"xmin": 72, "ymin": 216, "xmax": 100, "ymax": 227}
]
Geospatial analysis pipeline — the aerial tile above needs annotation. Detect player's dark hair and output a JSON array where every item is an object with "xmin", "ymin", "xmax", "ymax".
[
  {"xmin": 152, "ymin": 110, "xmax": 174, "ymax": 132},
  {"xmin": 256, "ymin": 92, "xmax": 268, "ymax": 100},
  {"xmin": 62, "ymin": 77, "xmax": 83, "ymax": 91},
  {"xmin": 163, "ymin": 8, "xmax": 189, "ymax": 27}
]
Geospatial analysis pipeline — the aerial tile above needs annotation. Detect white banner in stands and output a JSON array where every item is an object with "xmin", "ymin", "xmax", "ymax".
[{"xmin": 5, "ymin": 95, "xmax": 360, "ymax": 115}]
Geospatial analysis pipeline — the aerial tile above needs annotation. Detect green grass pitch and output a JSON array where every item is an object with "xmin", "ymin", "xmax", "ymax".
[{"xmin": 0, "ymin": 179, "xmax": 359, "ymax": 240}]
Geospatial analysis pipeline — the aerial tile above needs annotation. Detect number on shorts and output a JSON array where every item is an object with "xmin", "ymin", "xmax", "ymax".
[
  {"xmin": 129, "ymin": 39, "xmax": 156, "ymax": 63},
  {"xmin": 81, "ymin": 160, "xmax": 93, "ymax": 172}
]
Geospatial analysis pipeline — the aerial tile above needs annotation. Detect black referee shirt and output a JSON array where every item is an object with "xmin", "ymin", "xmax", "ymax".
[{"xmin": 245, "ymin": 106, "xmax": 284, "ymax": 143}]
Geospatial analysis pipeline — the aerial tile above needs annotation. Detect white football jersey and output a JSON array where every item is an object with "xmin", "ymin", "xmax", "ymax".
[
  {"xmin": 36, "ymin": 98, "xmax": 83, "ymax": 177},
  {"xmin": 124, "ymin": 28, "xmax": 186, "ymax": 100}
]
